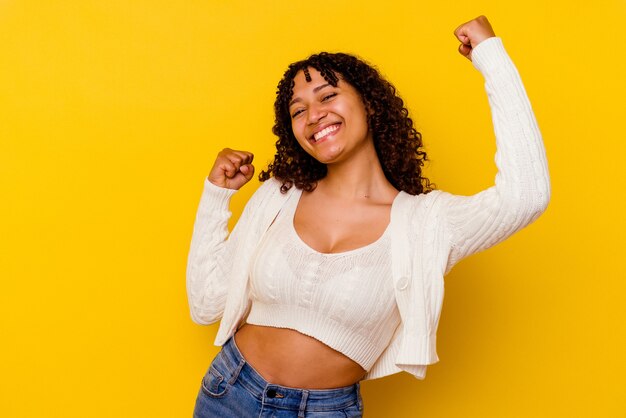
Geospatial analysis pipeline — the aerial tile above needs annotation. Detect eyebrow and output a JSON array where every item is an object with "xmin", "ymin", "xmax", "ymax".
[{"xmin": 288, "ymin": 83, "xmax": 332, "ymax": 108}]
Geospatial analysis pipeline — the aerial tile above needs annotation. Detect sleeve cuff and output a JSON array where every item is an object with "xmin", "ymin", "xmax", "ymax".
[
  {"xmin": 471, "ymin": 36, "xmax": 515, "ymax": 75},
  {"xmin": 200, "ymin": 177, "xmax": 238, "ymax": 212}
]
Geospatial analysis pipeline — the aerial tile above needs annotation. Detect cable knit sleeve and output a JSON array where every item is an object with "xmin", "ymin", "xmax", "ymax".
[
  {"xmin": 186, "ymin": 179, "xmax": 238, "ymax": 324},
  {"xmin": 186, "ymin": 179, "xmax": 273, "ymax": 325},
  {"xmin": 442, "ymin": 37, "xmax": 551, "ymax": 274}
]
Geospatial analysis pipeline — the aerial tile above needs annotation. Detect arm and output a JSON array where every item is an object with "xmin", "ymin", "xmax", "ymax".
[
  {"xmin": 186, "ymin": 148, "xmax": 256, "ymax": 324},
  {"xmin": 186, "ymin": 180, "xmax": 237, "ymax": 324},
  {"xmin": 443, "ymin": 20, "xmax": 551, "ymax": 273}
]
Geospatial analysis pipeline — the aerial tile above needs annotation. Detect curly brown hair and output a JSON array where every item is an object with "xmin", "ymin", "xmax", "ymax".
[{"xmin": 259, "ymin": 52, "xmax": 434, "ymax": 196}]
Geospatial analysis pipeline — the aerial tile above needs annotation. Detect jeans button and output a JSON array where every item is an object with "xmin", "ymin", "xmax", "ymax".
[{"xmin": 267, "ymin": 388, "xmax": 277, "ymax": 398}]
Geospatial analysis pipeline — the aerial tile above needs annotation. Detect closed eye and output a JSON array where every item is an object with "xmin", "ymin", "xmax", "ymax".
[{"xmin": 291, "ymin": 93, "xmax": 337, "ymax": 118}]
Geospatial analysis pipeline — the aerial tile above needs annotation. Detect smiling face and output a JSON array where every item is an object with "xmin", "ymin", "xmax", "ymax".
[{"xmin": 288, "ymin": 67, "xmax": 373, "ymax": 165}]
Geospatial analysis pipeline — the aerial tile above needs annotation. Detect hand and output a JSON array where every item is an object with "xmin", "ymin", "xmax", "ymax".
[
  {"xmin": 207, "ymin": 148, "xmax": 255, "ymax": 190},
  {"xmin": 453, "ymin": 15, "xmax": 496, "ymax": 61}
]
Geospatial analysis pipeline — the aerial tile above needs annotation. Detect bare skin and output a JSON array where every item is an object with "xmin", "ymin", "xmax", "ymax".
[
  {"xmin": 235, "ymin": 174, "xmax": 398, "ymax": 389},
  {"xmin": 206, "ymin": 14, "xmax": 497, "ymax": 389},
  {"xmin": 235, "ymin": 325, "xmax": 366, "ymax": 389}
]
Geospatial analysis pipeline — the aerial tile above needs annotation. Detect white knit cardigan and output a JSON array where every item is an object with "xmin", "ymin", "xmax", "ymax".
[{"xmin": 186, "ymin": 37, "xmax": 551, "ymax": 380}]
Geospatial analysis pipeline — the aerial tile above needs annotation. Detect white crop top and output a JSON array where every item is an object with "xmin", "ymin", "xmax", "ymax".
[{"xmin": 246, "ymin": 191, "xmax": 401, "ymax": 371}]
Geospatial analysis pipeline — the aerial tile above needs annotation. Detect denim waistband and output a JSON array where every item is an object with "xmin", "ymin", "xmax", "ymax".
[{"xmin": 219, "ymin": 335, "xmax": 363, "ymax": 413}]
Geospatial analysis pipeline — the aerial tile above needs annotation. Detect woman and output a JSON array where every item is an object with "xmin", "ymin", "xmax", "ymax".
[{"xmin": 187, "ymin": 15, "xmax": 550, "ymax": 417}]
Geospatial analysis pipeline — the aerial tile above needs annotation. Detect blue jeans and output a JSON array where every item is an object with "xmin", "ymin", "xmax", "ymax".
[{"xmin": 193, "ymin": 336, "xmax": 364, "ymax": 417}]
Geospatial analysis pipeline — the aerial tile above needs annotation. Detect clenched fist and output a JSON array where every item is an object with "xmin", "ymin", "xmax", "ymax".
[
  {"xmin": 454, "ymin": 15, "xmax": 496, "ymax": 61},
  {"xmin": 207, "ymin": 148, "xmax": 255, "ymax": 190}
]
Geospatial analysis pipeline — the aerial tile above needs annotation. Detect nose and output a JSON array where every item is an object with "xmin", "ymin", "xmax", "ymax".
[{"xmin": 306, "ymin": 102, "xmax": 328, "ymax": 125}]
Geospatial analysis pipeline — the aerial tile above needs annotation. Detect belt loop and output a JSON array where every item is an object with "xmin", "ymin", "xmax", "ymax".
[
  {"xmin": 298, "ymin": 390, "xmax": 309, "ymax": 418},
  {"xmin": 356, "ymin": 383, "xmax": 363, "ymax": 411}
]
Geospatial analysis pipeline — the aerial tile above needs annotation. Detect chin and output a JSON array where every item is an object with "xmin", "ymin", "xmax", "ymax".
[
  {"xmin": 315, "ymin": 148, "xmax": 345, "ymax": 165},
  {"xmin": 313, "ymin": 154, "xmax": 341, "ymax": 165}
]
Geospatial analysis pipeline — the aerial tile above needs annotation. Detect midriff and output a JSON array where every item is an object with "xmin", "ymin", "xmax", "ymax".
[{"xmin": 234, "ymin": 323, "xmax": 367, "ymax": 389}]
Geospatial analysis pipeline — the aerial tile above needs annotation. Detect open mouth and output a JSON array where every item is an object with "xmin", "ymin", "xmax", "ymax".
[{"xmin": 311, "ymin": 123, "xmax": 341, "ymax": 143}]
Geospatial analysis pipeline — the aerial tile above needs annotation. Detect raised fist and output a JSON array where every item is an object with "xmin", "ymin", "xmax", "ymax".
[
  {"xmin": 453, "ymin": 15, "xmax": 496, "ymax": 61},
  {"xmin": 207, "ymin": 148, "xmax": 255, "ymax": 190}
]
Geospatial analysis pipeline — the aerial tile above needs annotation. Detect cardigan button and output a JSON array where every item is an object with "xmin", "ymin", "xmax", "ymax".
[{"xmin": 397, "ymin": 276, "xmax": 410, "ymax": 290}]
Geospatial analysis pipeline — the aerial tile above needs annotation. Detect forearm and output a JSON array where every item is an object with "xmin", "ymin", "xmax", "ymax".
[
  {"xmin": 472, "ymin": 36, "xmax": 551, "ymax": 209},
  {"xmin": 186, "ymin": 178, "xmax": 237, "ymax": 324},
  {"xmin": 444, "ymin": 37, "xmax": 551, "ymax": 270}
]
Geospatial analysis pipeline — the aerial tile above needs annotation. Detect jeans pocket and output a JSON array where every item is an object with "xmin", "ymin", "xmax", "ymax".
[{"xmin": 200, "ymin": 365, "xmax": 229, "ymax": 398}]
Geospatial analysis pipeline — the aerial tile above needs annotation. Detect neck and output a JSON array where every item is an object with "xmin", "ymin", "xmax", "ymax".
[{"xmin": 318, "ymin": 141, "xmax": 397, "ymax": 200}]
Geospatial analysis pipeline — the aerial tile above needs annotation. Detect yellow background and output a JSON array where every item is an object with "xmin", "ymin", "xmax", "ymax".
[{"xmin": 1, "ymin": 0, "xmax": 624, "ymax": 416}]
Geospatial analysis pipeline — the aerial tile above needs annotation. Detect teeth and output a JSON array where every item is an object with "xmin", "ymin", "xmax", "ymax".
[{"xmin": 313, "ymin": 124, "xmax": 339, "ymax": 141}]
